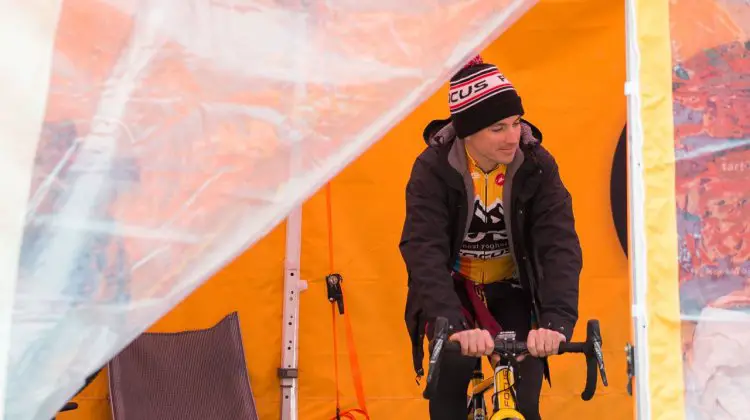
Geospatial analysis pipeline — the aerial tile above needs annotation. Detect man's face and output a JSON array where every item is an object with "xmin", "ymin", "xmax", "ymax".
[{"xmin": 465, "ymin": 115, "xmax": 522, "ymax": 166}]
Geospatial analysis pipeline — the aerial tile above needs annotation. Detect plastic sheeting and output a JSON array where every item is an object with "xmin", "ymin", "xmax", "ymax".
[
  {"xmin": 0, "ymin": 3, "xmax": 63, "ymax": 420},
  {"xmin": 671, "ymin": 0, "xmax": 750, "ymax": 418},
  {"xmin": 53, "ymin": 1, "xmax": 634, "ymax": 418},
  {"xmin": 0, "ymin": 1, "xmax": 540, "ymax": 419}
]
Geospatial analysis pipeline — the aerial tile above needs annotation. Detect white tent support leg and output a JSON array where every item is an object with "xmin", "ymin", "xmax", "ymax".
[
  {"xmin": 279, "ymin": 6, "xmax": 311, "ymax": 417},
  {"xmin": 280, "ymin": 207, "xmax": 307, "ymax": 420},
  {"xmin": 624, "ymin": 0, "xmax": 652, "ymax": 418}
]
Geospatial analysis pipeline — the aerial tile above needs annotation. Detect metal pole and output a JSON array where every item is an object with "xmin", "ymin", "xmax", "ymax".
[
  {"xmin": 280, "ymin": 4, "xmax": 312, "ymax": 419},
  {"xmin": 280, "ymin": 206, "xmax": 306, "ymax": 420},
  {"xmin": 624, "ymin": 0, "xmax": 652, "ymax": 418}
]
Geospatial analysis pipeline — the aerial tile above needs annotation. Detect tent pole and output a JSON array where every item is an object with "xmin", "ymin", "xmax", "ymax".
[
  {"xmin": 624, "ymin": 0, "xmax": 652, "ymax": 418},
  {"xmin": 279, "ymin": 5, "xmax": 312, "ymax": 418},
  {"xmin": 280, "ymin": 206, "xmax": 306, "ymax": 420}
]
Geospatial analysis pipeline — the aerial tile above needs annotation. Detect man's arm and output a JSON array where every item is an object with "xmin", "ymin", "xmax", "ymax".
[
  {"xmin": 529, "ymin": 150, "xmax": 582, "ymax": 342},
  {"xmin": 400, "ymin": 156, "xmax": 467, "ymax": 332}
]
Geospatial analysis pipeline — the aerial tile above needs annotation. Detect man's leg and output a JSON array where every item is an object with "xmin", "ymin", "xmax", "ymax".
[
  {"xmin": 428, "ymin": 349, "xmax": 475, "ymax": 419},
  {"xmin": 514, "ymin": 355, "xmax": 544, "ymax": 420}
]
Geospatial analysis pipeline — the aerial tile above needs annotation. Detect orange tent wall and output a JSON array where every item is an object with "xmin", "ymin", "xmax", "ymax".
[{"xmin": 59, "ymin": 1, "xmax": 631, "ymax": 419}]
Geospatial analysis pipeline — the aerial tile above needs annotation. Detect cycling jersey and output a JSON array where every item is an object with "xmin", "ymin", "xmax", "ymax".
[{"xmin": 453, "ymin": 145, "xmax": 518, "ymax": 285}]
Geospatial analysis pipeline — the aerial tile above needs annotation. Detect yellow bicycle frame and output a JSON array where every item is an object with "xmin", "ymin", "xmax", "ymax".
[
  {"xmin": 467, "ymin": 367, "xmax": 486, "ymax": 420},
  {"xmin": 490, "ymin": 364, "xmax": 524, "ymax": 420},
  {"xmin": 467, "ymin": 360, "xmax": 525, "ymax": 420}
]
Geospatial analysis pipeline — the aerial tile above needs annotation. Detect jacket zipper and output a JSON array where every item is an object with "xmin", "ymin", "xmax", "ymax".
[{"xmin": 483, "ymin": 172, "xmax": 489, "ymax": 285}]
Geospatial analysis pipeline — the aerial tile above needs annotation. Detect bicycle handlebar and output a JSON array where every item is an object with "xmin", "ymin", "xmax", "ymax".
[
  {"xmin": 422, "ymin": 317, "xmax": 609, "ymax": 401},
  {"xmin": 440, "ymin": 338, "xmax": 587, "ymax": 355}
]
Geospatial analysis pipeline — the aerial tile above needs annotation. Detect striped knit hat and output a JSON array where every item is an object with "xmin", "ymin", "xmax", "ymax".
[{"xmin": 449, "ymin": 56, "xmax": 524, "ymax": 138}]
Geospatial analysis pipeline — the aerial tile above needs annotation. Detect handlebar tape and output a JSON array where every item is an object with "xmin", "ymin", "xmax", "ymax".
[
  {"xmin": 441, "ymin": 339, "xmax": 585, "ymax": 355},
  {"xmin": 581, "ymin": 319, "xmax": 604, "ymax": 401},
  {"xmin": 441, "ymin": 340, "xmax": 460, "ymax": 352},
  {"xmin": 581, "ymin": 344, "xmax": 597, "ymax": 401}
]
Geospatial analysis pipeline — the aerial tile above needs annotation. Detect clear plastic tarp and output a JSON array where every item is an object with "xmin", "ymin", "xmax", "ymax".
[
  {"xmin": 672, "ymin": 0, "xmax": 750, "ymax": 418},
  {"xmin": 0, "ymin": 0, "xmax": 538, "ymax": 418}
]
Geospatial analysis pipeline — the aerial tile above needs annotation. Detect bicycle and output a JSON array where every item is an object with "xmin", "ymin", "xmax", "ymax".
[{"xmin": 422, "ymin": 317, "xmax": 609, "ymax": 420}]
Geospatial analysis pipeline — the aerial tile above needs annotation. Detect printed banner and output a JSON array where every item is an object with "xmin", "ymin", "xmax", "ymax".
[{"xmin": 671, "ymin": 1, "xmax": 750, "ymax": 418}]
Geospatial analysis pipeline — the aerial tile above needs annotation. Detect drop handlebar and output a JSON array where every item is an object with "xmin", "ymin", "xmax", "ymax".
[{"xmin": 422, "ymin": 317, "xmax": 609, "ymax": 401}]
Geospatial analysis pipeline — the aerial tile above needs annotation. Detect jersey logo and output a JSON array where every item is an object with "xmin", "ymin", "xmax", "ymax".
[{"xmin": 460, "ymin": 198, "xmax": 510, "ymax": 259}]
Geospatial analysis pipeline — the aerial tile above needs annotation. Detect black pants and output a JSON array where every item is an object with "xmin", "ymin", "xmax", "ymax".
[{"xmin": 428, "ymin": 283, "xmax": 544, "ymax": 420}]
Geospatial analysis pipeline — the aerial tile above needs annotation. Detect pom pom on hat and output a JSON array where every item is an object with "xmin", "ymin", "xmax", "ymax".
[{"xmin": 461, "ymin": 55, "xmax": 484, "ymax": 70}]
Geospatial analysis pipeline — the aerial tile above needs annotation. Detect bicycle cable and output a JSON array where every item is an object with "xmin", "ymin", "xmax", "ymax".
[{"xmin": 490, "ymin": 357, "xmax": 522, "ymax": 410}]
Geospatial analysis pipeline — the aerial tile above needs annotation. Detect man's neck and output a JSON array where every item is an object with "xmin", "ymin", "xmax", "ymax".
[
  {"xmin": 466, "ymin": 149, "xmax": 499, "ymax": 173},
  {"xmin": 475, "ymin": 159, "xmax": 498, "ymax": 173}
]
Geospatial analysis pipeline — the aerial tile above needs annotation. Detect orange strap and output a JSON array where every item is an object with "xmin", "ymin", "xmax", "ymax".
[{"xmin": 325, "ymin": 183, "xmax": 370, "ymax": 420}]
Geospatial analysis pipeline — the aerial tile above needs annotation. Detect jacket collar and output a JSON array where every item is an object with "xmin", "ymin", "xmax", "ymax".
[
  {"xmin": 427, "ymin": 118, "xmax": 542, "ymax": 192},
  {"xmin": 424, "ymin": 117, "xmax": 543, "ymax": 148}
]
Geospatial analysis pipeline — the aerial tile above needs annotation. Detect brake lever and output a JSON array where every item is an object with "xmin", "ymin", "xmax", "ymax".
[
  {"xmin": 587, "ymin": 320, "xmax": 608, "ymax": 387},
  {"xmin": 422, "ymin": 317, "xmax": 450, "ymax": 400},
  {"xmin": 593, "ymin": 339, "xmax": 608, "ymax": 386},
  {"xmin": 581, "ymin": 320, "xmax": 608, "ymax": 401}
]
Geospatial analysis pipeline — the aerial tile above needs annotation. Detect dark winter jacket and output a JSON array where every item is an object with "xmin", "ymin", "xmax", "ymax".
[{"xmin": 400, "ymin": 118, "xmax": 582, "ymax": 377}]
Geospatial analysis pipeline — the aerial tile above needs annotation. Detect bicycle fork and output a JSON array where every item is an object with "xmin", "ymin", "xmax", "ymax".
[{"xmin": 468, "ymin": 368, "xmax": 487, "ymax": 420}]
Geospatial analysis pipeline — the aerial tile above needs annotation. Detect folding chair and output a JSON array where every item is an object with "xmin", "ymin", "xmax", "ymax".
[{"xmin": 108, "ymin": 312, "xmax": 259, "ymax": 420}]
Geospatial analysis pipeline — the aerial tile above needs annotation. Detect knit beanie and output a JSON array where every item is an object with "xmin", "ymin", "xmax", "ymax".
[{"xmin": 449, "ymin": 56, "xmax": 524, "ymax": 138}]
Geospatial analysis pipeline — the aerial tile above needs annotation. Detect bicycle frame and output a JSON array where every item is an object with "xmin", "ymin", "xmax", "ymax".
[
  {"xmin": 468, "ymin": 366, "xmax": 487, "ymax": 419},
  {"xmin": 467, "ymin": 358, "xmax": 525, "ymax": 420}
]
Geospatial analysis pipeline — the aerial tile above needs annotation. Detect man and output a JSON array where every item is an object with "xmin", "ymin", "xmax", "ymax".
[{"xmin": 400, "ymin": 56, "xmax": 582, "ymax": 419}]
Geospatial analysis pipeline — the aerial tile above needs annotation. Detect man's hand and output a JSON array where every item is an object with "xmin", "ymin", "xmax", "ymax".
[
  {"xmin": 526, "ymin": 328, "xmax": 566, "ymax": 358},
  {"xmin": 448, "ymin": 329, "xmax": 494, "ymax": 357}
]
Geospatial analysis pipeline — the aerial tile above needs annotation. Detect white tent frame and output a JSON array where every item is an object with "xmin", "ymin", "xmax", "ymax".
[
  {"xmin": 624, "ymin": 0, "xmax": 652, "ymax": 418},
  {"xmin": 279, "ymin": 207, "xmax": 306, "ymax": 420},
  {"xmin": 279, "ymin": 10, "xmax": 313, "ymax": 419}
]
